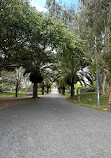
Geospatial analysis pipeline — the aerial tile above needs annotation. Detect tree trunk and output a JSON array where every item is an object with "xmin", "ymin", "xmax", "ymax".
[
  {"xmin": 102, "ymin": 75, "xmax": 106, "ymax": 95},
  {"xmin": 100, "ymin": 72, "xmax": 106, "ymax": 96},
  {"xmin": 42, "ymin": 87, "xmax": 44, "ymax": 95},
  {"xmin": 58, "ymin": 87, "xmax": 60, "ymax": 93},
  {"xmin": 33, "ymin": 82, "xmax": 37, "ymax": 98},
  {"xmin": 62, "ymin": 85, "xmax": 65, "ymax": 95},
  {"xmin": 60, "ymin": 87, "xmax": 62, "ymax": 94},
  {"xmin": 47, "ymin": 87, "xmax": 49, "ymax": 94},
  {"xmin": 108, "ymin": 83, "xmax": 111, "ymax": 105},
  {"xmin": 71, "ymin": 83, "xmax": 74, "ymax": 97},
  {"xmin": 15, "ymin": 81, "xmax": 19, "ymax": 97}
]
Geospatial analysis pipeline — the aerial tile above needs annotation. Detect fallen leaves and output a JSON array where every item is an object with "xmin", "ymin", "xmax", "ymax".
[{"xmin": 0, "ymin": 97, "xmax": 39, "ymax": 109}]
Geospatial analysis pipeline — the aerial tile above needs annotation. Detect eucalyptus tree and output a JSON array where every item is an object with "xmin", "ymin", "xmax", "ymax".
[
  {"xmin": 104, "ymin": 49, "xmax": 111, "ymax": 104},
  {"xmin": 77, "ymin": 0, "xmax": 111, "ymax": 97},
  {"xmin": 46, "ymin": 0, "xmax": 77, "ymax": 33}
]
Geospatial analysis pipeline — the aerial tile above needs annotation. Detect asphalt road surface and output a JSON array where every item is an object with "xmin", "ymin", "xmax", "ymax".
[{"xmin": 0, "ymin": 94, "xmax": 111, "ymax": 158}]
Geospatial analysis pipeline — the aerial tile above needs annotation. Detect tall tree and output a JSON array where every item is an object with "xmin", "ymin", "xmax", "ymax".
[
  {"xmin": 46, "ymin": 0, "xmax": 76, "ymax": 32},
  {"xmin": 77, "ymin": 0, "xmax": 111, "ymax": 97}
]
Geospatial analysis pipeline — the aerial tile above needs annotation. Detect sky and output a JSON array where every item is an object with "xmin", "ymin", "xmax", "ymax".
[{"xmin": 30, "ymin": 0, "xmax": 79, "ymax": 12}]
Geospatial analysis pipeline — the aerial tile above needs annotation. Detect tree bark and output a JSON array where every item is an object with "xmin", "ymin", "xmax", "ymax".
[
  {"xmin": 102, "ymin": 75, "xmax": 106, "ymax": 95},
  {"xmin": 62, "ymin": 85, "xmax": 65, "ymax": 95},
  {"xmin": 42, "ymin": 87, "xmax": 44, "ymax": 95},
  {"xmin": 60, "ymin": 87, "xmax": 62, "ymax": 94},
  {"xmin": 33, "ymin": 82, "xmax": 37, "ymax": 98},
  {"xmin": 15, "ymin": 81, "xmax": 19, "ymax": 97},
  {"xmin": 100, "ymin": 72, "xmax": 106, "ymax": 96},
  {"xmin": 58, "ymin": 87, "xmax": 61, "ymax": 93},
  {"xmin": 108, "ymin": 83, "xmax": 111, "ymax": 105},
  {"xmin": 71, "ymin": 83, "xmax": 74, "ymax": 97},
  {"xmin": 47, "ymin": 87, "xmax": 49, "ymax": 94}
]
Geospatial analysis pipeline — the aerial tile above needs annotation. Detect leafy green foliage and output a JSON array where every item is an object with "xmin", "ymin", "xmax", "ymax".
[{"xmin": 1, "ymin": 0, "xmax": 96, "ymax": 97}]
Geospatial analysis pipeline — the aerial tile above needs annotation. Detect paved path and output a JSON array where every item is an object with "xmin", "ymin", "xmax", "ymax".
[{"xmin": 0, "ymin": 94, "xmax": 111, "ymax": 158}]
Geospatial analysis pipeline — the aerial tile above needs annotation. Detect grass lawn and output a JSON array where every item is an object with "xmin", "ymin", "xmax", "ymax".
[
  {"xmin": 0, "ymin": 92, "xmax": 26, "ymax": 98},
  {"xmin": 66, "ymin": 92, "xmax": 111, "ymax": 113},
  {"xmin": 0, "ymin": 91, "xmax": 43, "ymax": 98}
]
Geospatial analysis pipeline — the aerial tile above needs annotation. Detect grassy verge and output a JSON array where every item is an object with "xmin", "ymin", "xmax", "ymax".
[
  {"xmin": 0, "ymin": 92, "xmax": 43, "ymax": 98},
  {"xmin": 66, "ymin": 92, "xmax": 111, "ymax": 113},
  {"xmin": 0, "ymin": 92, "xmax": 26, "ymax": 98}
]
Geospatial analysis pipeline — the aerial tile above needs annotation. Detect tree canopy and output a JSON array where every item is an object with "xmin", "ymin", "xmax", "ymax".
[{"xmin": 1, "ymin": 0, "xmax": 111, "ymax": 100}]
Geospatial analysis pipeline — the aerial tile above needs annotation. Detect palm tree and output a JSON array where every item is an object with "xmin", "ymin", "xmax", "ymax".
[{"xmin": 59, "ymin": 46, "xmax": 93, "ymax": 97}]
